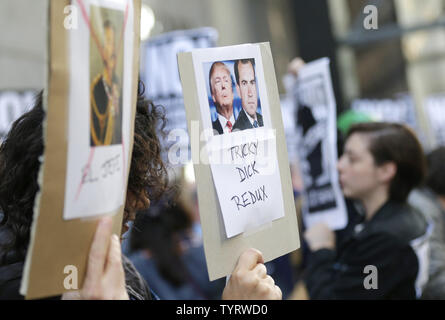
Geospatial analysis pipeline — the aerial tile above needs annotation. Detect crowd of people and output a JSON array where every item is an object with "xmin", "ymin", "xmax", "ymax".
[{"xmin": 1, "ymin": 52, "xmax": 445, "ymax": 300}]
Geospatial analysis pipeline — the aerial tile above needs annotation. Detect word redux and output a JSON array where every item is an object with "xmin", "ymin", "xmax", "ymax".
[{"xmin": 231, "ymin": 185, "xmax": 268, "ymax": 211}]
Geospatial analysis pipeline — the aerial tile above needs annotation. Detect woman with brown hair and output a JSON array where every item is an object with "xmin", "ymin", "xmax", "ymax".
[{"xmin": 304, "ymin": 122, "xmax": 429, "ymax": 299}]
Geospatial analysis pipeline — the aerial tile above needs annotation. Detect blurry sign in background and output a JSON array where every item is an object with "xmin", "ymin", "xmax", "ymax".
[
  {"xmin": 425, "ymin": 94, "xmax": 445, "ymax": 147},
  {"xmin": 293, "ymin": 58, "xmax": 347, "ymax": 230},
  {"xmin": 349, "ymin": 94, "xmax": 426, "ymax": 145},
  {"xmin": 141, "ymin": 27, "xmax": 218, "ymax": 165}
]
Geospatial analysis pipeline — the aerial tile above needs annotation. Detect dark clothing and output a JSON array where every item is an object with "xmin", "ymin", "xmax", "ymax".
[
  {"xmin": 122, "ymin": 255, "xmax": 153, "ymax": 300},
  {"xmin": 305, "ymin": 201, "xmax": 428, "ymax": 299},
  {"xmin": 0, "ymin": 226, "xmax": 152, "ymax": 300},
  {"xmin": 212, "ymin": 119, "xmax": 224, "ymax": 135},
  {"xmin": 90, "ymin": 75, "xmax": 122, "ymax": 146},
  {"xmin": 129, "ymin": 245, "xmax": 225, "ymax": 300},
  {"xmin": 232, "ymin": 109, "xmax": 263, "ymax": 131},
  {"xmin": 0, "ymin": 260, "xmax": 24, "ymax": 300},
  {"xmin": 0, "ymin": 225, "xmax": 25, "ymax": 300}
]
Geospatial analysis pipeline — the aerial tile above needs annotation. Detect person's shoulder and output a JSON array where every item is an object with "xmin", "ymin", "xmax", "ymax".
[
  {"xmin": 233, "ymin": 110, "xmax": 248, "ymax": 130},
  {"xmin": 409, "ymin": 188, "xmax": 444, "ymax": 223},
  {"xmin": 386, "ymin": 202, "xmax": 429, "ymax": 242},
  {"xmin": 364, "ymin": 201, "xmax": 428, "ymax": 244},
  {"xmin": 212, "ymin": 118, "xmax": 223, "ymax": 134}
]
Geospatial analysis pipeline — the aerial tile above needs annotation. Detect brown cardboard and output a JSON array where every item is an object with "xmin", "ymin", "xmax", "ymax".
[
  {"xmin": 177, "ymin": 43, "xmax": 300, "ymax": 281},
  {"xmin": 21, "ymin": 0, "xmax": 141, "ymax": 299}
]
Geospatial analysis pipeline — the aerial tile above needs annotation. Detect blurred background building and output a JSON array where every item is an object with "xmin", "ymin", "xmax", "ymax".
[{"xmin": 1, "ymin": 0, "xmax": 445, "ymax": 147}]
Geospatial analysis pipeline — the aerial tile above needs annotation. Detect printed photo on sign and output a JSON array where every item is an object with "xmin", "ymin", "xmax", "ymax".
[
  {"xmin": 89, "ymin": 5, "xmax": 124, "ymax": 146},
  {"xmin": 204, "ymin": 58, "xmax": 264, "ymax": 136},
  {"xmin": 191, "ymin": 44, "xmax": 284, "ymax": 238},
  {"xmin": 63, "ymin": 0, "xmax": 135, "ymax": 220},
  {"xmin": 192, "ymin": 44, "xmax": 272, "ymax": 143}
]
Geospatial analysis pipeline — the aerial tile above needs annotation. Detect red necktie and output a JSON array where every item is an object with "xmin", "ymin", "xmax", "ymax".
[{"xmin": 226, "ymin": 120, "xmax": 233, "ymax": 133}]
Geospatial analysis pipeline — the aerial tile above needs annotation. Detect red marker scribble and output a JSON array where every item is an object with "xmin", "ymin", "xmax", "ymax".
[{"xmin": 75, "ymin": 147, "xmax": 95, "ymax": 201}]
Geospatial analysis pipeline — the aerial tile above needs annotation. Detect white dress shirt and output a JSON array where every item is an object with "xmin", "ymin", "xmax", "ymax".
[{"xmin": 217, "ymin": 113, "xmax": 236, "ymax": 134}]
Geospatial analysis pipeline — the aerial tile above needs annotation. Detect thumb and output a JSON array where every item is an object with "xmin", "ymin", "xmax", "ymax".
[
  {"xmin": 104, "ymin": 234, "xmax": 124, "ymax": 277},
  {"xmin": 235, "ymin": 248, "xmax": 264, "ymax": 272}
]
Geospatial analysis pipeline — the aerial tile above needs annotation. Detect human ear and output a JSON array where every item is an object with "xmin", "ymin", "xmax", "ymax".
[{"xmin": 378, "ymin": 161, "xmax": 397, "ymax": 184}]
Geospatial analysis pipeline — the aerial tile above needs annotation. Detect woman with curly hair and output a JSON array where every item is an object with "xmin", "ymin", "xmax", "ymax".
[{"xmin": 0, "ymin": 87, "xmax": 282, "ymax": 300}]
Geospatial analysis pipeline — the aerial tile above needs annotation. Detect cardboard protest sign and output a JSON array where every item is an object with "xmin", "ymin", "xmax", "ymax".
[
  {"xmin": 293, "ymin": 58, "xmax": 347, "ymax": 230},
  {"xmin": 178, "ymin": 43, "xmax": 300, "ymax": 281},
  {"xmin": 141, "ymin": 27, "xmax": 218, "ymax": 165},
  {"xmin": 20, "ymin": 0, "xmax": 141, "ymax": 299}
]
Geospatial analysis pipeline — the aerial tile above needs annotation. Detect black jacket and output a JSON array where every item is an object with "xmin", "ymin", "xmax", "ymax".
[
  {"xmin": 0, "ymin": 257, "xmax": 24, "ymax": 300},
  {"xmin": 305, "ymin": 201, "xmax": 428, "ymax": 299},
  {"xmin": 0, "ymin": 226, "xmax": 26, "ymax": 300},
  {"xmin": 212, "ymin": 119, "xmax": 224, "ymax": 135},
  {"xmin": 232, "ymin": 109, "xmax": 263, "ymax": 131}
]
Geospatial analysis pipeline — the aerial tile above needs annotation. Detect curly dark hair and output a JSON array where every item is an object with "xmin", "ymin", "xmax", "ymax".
[
  {"xmin": 0, "ymin": 92, "xmax": 44, "ymax": 263},
  {"xmin": 129, "ymin": 86, "xmax": 168, "ymax": 206},
  {"xmin": 0, "ymin": 85, "xmax": 168, "ymax": 263}
]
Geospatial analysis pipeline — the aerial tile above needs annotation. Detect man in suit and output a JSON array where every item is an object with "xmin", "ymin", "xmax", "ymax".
[
  {"xmin": 90, "ymin": 20, "xmax": 122, "ymax": 146},
  {"xmin": 233, "ymin": 59, "xmax": 263, "ymax": 131},
  {"xmin": 209, "ymin": 62, "xmax": 235, "ymax": 135}
]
